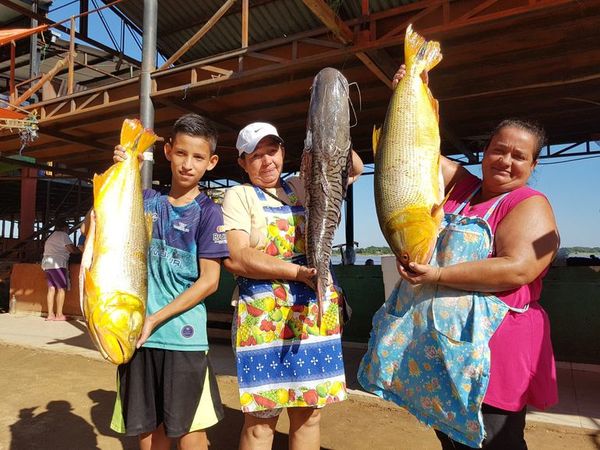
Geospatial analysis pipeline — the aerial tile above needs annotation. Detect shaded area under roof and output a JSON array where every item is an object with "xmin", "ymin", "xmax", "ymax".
[{"xmin": 0, "ymin": 0, "xmax": 599, "ymax": 186}]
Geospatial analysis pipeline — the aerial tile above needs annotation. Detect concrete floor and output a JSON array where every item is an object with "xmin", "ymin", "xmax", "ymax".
[{"xmin": 1, "ymin": 313, "xmax": 598, "ymax": 433}]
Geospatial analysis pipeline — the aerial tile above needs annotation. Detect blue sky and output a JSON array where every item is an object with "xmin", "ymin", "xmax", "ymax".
[
  {"xmin": 47, "ymin": 3, "xmax": 600, "ymax": 249},
  {"xmin": 334, "ymin": 149, "xmax": 600, "ymax": 248}
]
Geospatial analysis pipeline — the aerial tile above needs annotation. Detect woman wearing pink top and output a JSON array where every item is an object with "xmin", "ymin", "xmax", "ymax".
[{"xmin": 359, "ymin": 66, "xmax": 559, "ymax": 450}]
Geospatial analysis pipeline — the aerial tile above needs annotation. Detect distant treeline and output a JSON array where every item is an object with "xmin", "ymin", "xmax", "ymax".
[
  {"xmin": 561, "ymin": 247, "xmax": 600, "ymax": 254},
  {"xmin": 356, "ymin": 246, "xmax": 393, "ymax": 255},
  {"xmin": 355, "ymin": 246, "xmax": 600, "ymax": 257}
]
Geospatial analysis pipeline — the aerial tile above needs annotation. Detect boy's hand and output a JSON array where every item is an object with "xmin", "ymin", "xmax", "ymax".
[
  {"xmin": 392, "ymin": 64, "xmax": 429, "ymax": 88},
  {"xmin": 113, "ymin": 145, "xmax": 145, "ymax": 164},
  {"xmin": 136, "ymin": 315, "xmax": 158, "ymax": 348},
  {"xmin": 113, "ymin": 145, "xmax": 127, "ymax": 163}
]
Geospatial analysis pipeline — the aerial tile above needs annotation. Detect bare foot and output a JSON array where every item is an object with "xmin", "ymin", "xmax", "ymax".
[
  {"xmin": 54, "ymin": 315, "xmax": 67, "ymax": 321},
  {"xmin": 45, "ymin": 314, "xmax": 56, "ymax": 321}
]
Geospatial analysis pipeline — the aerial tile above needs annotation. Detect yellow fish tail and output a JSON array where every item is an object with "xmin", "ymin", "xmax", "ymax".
[
  {"xmin": 120, "ymin": 119, "xmax": 144, "ymax": 153},
  {"xmin": 404, "ymin": 24, "xmax": 443, "ymax": 75}
]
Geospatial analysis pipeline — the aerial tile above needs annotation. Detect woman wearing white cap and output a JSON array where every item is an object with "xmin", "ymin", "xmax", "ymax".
[{"xmin": 223, "ymin": 122, "xmax": 363, "ymax": 449}]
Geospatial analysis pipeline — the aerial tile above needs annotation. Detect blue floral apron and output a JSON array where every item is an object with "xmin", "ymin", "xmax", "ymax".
[
  {"xmin": 235, "ymin": 179, "xmax": 347, "ymax": 413},
  {"xmin": 358, "ymin": 188, "xmax": 528, "ymax": 447}
]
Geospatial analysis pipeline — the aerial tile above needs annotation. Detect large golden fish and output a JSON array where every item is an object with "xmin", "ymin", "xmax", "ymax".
[
  {"xmin": 374, "ymin": 24, "xmax": 444, "ymax": 270},
  {"xmin": 80, "ymin": 119, "xmax": 156, "ymax": 364}
]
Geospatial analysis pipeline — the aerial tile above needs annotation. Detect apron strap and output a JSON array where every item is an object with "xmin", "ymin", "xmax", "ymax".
[
  {"xmin": 252, "ymin": 178, "xmax": 298, "ymax": 206},
  {"xmin": 482, "ymin": 192, "xmax": 510, "ymax": 221},
  {"xmin": 452, "ymin": 186, "xmax": 480, "ymax": 215},
  {"xmin": 506, "ymin": 303, "xmax": 530, "ymax": 313}
]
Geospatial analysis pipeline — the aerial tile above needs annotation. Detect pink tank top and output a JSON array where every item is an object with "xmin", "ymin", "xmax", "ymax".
[{"xmin": 444, "ymin": 173, "xmax": 558, "ymax": 411}]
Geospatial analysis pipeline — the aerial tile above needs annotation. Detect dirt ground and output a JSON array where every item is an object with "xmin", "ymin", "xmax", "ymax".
[{"xmin": 0, "ymin": 343, "xmax": 598, "ymax": 450}]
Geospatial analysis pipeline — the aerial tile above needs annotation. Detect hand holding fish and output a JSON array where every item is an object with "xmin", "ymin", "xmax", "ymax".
[
  {"xmin": 114, "ymin": 144, "xmax": 144, "ymax": 164},
  {"xmin": 135, "ymin": 314, "xmax": 157, "ymax": 348},
  {"xmin": 392, "ymin": 64, "xmax": 429, "ymax": 88},
  {"xmin": 296, "ymin": 265, "xmax": 317, "ymax": 290},
  {"xmin": 396, "ymin": 260, "xmax": 442, "ymax": 286}
]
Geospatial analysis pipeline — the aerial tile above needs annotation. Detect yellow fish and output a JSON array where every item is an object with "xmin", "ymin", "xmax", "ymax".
[
  {"xmin": 80, "ymin": 119, "xmax": 156, "ymax": 364},
  {"xmin": 374, "ymin": 24, "xmax": 444, "ymax": 270}
]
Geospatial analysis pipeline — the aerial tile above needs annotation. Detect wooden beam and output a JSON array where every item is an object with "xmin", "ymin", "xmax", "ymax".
[
  {"xmin": 302, "ymin": 0, "xmax": 354, "ymax": 45},
  {"xmin": 11, "ymin": 57, "xmax": 69, "ymax": 107},
  {"xmin": 0, "ymin": 0, "xmax": 139, "ymax": 67},
  {"xmin": 156, "ymin": 98, "xmax": 239, "ymax": 132},
  {"xmin": 159, "ymin": 0, "xmax": 237, "ymax": 70},
  {"xmin": 39, "ymin": 128, "xmax": 108, "ymax": 152},
  {"xmin": 9, "ymin": 42, "xmax": 16, "ymax": 102},
  {"xmin": 241, "ymin": 0, "xmax": 249, "ymax": 48},
  {"xmin": 440, "ymin": 125, "xmax": 477, "ymax": 162},
  {"xmin": 303, "ymin": 0, "xmax": 396, "ymax": 87}
]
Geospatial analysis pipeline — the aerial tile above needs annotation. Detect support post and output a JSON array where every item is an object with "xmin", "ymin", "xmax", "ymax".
[
  {"xmin": 140, "ymin": 0, "xmax": 158, "ymax": 190},
  {"xmin": 344, "ymin": 184, "xmax": 356, "ymax": 265},
  {"xmin": 19, "ymin": 168, "xmax": 37, "ymax": 242},
  {"xmin": 29, "ymin": 0, "xmax": 39, "ymax": 86}
]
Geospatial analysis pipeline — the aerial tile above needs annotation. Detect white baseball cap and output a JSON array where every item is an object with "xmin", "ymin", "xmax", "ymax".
[{"xmin": 236, "ymin": 122, "xmax": 283, "ymax": 156}]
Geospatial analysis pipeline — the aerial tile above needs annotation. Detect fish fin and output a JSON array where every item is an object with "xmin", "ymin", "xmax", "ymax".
[
  {"xmin": 79, "ymin": 214, "xmax": 95, "ymax": 315},
  {"xmin": 372, "ymin": 125, "xmax": 381, "ymax": 156},
  {"xmin": 341, "ymin": 142, "xmax": 352, "ymax": 200},
  {"xmin": 144, "ymin": 212, "xmax": 154, "ymax": 244},
  {"xmin": 404, "ymin": 24, "xmax": 442, "ymax": 74},
  {"xmin": 431, "ymin": 185, "xmax": 454, "ymax": 222},
  {"xmin": 92, "ymin": 166, "xmax": 116, "ymax": 204},
  {"xmin": 300, "ymin": 149, "xmax": 312, "ymax": 191},
  {"xmin": 82, "ymin": 267, "xmax": 97, "ymax": 319}
]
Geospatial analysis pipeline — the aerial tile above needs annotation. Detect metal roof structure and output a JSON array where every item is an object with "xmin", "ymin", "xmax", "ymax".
[{"xmin": 1, "ymin": 0, "xmax": 599, "ymax": 189}]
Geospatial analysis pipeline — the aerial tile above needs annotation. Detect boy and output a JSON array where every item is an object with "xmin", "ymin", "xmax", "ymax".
[{"xmin": 110, "ymin": 114, "xmax": 228, "ymax": 450}]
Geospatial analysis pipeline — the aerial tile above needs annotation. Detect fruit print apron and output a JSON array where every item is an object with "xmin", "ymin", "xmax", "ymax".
[
  {"xmin": 235, "ymin": 178, "xmax": 347, "ymax": 413},
  {"xmin": 358, "ymin": 188, "xmax": 528, "ymax": 447}
]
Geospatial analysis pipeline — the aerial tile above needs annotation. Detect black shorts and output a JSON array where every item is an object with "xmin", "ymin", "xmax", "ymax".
[
  {"xmin": 110, "ymin": 347, "xmax": 224, "ymax": 438},
  {"xmin": 435, "ymin": 403, "xmax": 527, "ymax": 450}
]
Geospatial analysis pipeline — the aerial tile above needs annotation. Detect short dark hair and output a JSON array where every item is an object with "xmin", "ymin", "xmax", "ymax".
[
  {"xmin": 171, "ymin": 113, "xmax": 218, "ymax": 153},
  {"xmin": 486, "ymin": 119, "xmax": 547, "ymax": 161},
  {"xmin": 54, "ymin": 219, "xmax": 68, "ymax": 231}
]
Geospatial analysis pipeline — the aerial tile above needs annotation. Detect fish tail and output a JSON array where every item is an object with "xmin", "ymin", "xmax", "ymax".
[
  {"xmin": 134, "ymin": 128, "xmax": 158, "ymax": 159},
  {"xmin": 404, "ymin": 24, "xmax": 442, "ymax": 74},
  {"xmin": 120, "ymin": 118, "xmax": 157, "ymax": 160}
]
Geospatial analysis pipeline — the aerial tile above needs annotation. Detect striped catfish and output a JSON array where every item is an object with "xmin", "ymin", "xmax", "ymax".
[
  {"xmin": 374, "ymin": 24, "xmax": 444, "ymax": 270},
  {"xmin": 302, "ymin": 67, "xmax": 352, "ymax": 316}
]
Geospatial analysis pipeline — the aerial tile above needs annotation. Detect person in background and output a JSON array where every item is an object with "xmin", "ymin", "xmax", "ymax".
[
  {"xmin": 41, "ymin": 219, "xmax": 79, "ymax": 321},
  {"xmin": 365, "ymin": 258, "xmax": 374, "ymax": 266}
]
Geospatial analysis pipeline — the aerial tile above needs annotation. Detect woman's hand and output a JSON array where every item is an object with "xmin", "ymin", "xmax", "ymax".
[
  {"xmin": 396, "ymin": 260, "xmax": 441, "ymax": 286},
  {"xmin": 295, "ymin": 265, "xmax": 317, "ymax": 290},
  {"xmin": 392, "ymin": 64, "xmax": 428, "ymax": 88}
]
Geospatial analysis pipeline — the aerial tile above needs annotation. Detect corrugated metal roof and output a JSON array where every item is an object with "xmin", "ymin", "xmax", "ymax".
[{"xmin": 109, "ymin": 0, "xmax": 419, "ymax": 63}]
